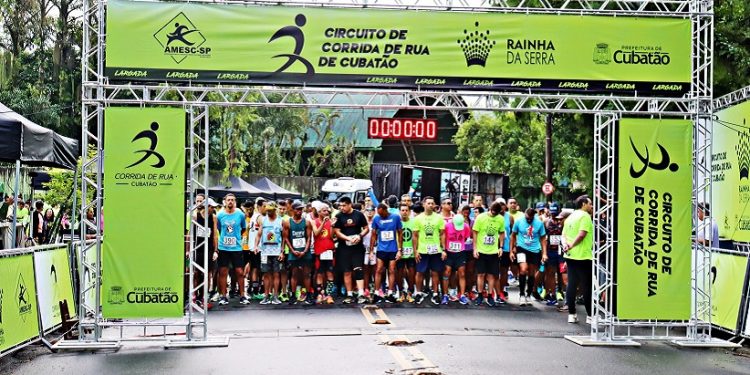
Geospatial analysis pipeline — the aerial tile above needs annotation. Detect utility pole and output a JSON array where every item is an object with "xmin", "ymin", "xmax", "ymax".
[{"xmin": 545, "ymin": 114, "xmax": 553, "ymax": 200}]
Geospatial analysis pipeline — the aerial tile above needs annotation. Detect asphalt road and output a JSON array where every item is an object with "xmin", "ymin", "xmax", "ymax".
[{"xmin": 3, "ymin": 295, "xmax": 750, "ymax": 375}]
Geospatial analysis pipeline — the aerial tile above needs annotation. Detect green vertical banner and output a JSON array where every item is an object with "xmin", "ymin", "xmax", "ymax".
[
  {"xmin": 0, "ymin": 254, "xmax": 40, "ymax": 354},
  {"xmin": 714, "ymin": 101, "xmax": 750, "ymax": 242},
  {"xmin": 706, "ymin": 252, "xmax": 749, "ymax": 332},
  {"xmin": 617, "ymin": 118, "xmax": 692, "ymax": 320},
  {"xmin": 103, "ymin": 107, "xmax": 185, "ymax": 318}
]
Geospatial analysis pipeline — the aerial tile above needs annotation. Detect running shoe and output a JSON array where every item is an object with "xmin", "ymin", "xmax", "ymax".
[
  {"xmin": 474, "ymin": 294, "xmax": 484, "ymax": 306},
  {"xmin": 568, "ymin": 314, "xmax": 579, "ymax": 324},
  {"xmin": 468, "ymin": 291, "xmax": 477, "ymax": 301},
  {"xmin": 209, "ymin": 292, "xmax": 221, "ymax": 302},
  {"xmin": 414, "ymin": 292, "xmax": 425, "ymax": 305},
  {"xmin": 449, "ymin": 294, "xmax": 459, "ymax": 302},
  {"xmin": 305, "ymin": 295, "xmax": 314, "ymax": 305},
  {"xmin": 325, "ymin": 295, "xmax": 335, "ymax": 305},
  {"xmin": 253, "ymin": 293, "xmax": 264, "ymax": 301},
  {"xmin": 218, "ymin": 296, "xmax": 230, "ymax": 306},
  {"xmin": 298, "ymin": 290, "xmax": 307, "ymax": 303},
  {"xmin": 486, "ymin": 297, "xmax": 496, "ymax": 307},
  {"xmin": 586, "ymin": 316, "xmax": 593, "ymax": 325},
  {"xmin": 524, "ymin": 296, "xmax": 532, "ymax": 306},
  {"xmin": 372, "ymin": 292, "xmax": 383, "ymax": 304},
  {"xmin": 556, "ymin": 291, "xmax": 565, "ymax": 302},
  {"xmin": 430, "ymin": 293, "xmax": 440, "ymax": 305},
  {"xmin": 239, "ymin": 296, "xmax": 251, "ymax": 305},
  {"xmin": 459, "ymin": 295, "xmax": 470, "ymax": 305},
  {"xmin": 259, "ymin": 295, "xmax": 271, "ymax": 305},
  {"xmin": 532, "ymin": 291, "xmax": 543, "ymax": 301},
  {"xmin": 546, "ymin": 299, "xmax": 558, "ymax": 306},
  {"xmin": 316, "ymin": 294, "xmax": 324, "ymax": 304},
  {"xmin": 397, "ymin": 293, "xmax": 406, "ymax": 303},
  {"xmin": 406, "ymin": 293, "xmax": 415, "ymax": 304},
  {"xmin": 343, "ymin": 296, "xmax": 354, "ymax": 304},
  {"xmin": 495, "ymin": 295, "xmax": 506, "ymax": 305},
  {"xmin": 441, "ymin": 295, "xmax": 449, "ymax": 305},
  {"xmin": 357, "ymin": 295, "xmax": 368, "ymax": 304},
  {"xmin": 271, "ymin": 295, "xmax": 282, "ymax": 305},
  {"xmin": 385, "ymin": 294, "xmax": 398, "ymax": 304}
]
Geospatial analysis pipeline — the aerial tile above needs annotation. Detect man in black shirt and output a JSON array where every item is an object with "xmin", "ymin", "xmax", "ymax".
[{"xmin": 333, "ymin": 196, "xmax": 370, "ymax": 304}]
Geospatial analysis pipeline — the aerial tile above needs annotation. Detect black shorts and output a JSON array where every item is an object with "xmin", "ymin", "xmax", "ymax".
[
  {"xmin": 217, "ymin": 250, "xmax": 244, "ymax": 269},
  {"xmin": 444, "ymin": 251, "xmax": 467, "ymax": 270},
  {"xmin": 546, "ymin": 248, "xmax": 562, "ymax": 265},
  {"xmin": 397, "ymin": 258, "xmax": 416, "ymax": 270},
  {"xmin": 261, "ymin": 255, "xmax": 284, "ymax": 273},
  {"xmin": 499, "ymin": 251, "xmax": 512, "ymax": 267},
  {"xmin": 337, "ymin": 247, "xmax": 365, "ymax": 272},
  {"xmin": 516, "ymin": 248, "xmax": 542, "ymax": 266},
  {"xmin": 194, "ymin": 249, "xmax": 217, "ymax": 271},
  {"xmin": 316, "ymin": 258, "xmax": 335, "ymax": 273},
  {"xmin": 416, "ymin": 253, "xmax": 444, "ymax": 273},
  {"xmin": 476, "ymin": 253, "xmax": 500, "ymax": 275},
  {"xmin": 289, "ymin": 257, "xmax": 313, "ymax": 269},
  {"xmin": 377, "ymin": 251, "xmax": 398, "ymax": 263}
]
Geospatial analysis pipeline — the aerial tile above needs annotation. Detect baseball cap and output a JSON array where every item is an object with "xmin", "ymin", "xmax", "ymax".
[
  {"xmin": 494, "ymin": 197, "xmax": 506, "ymax": 205},
  {"xmin": 291, "ymin": 200, "xmax": 305, "ymax": 210},
  {"xmin": 535, "ymin": 202, "xmax": 547, "ymax": 210},
  {"xmin": 207, "ymin": 198, "xmax": 220, "ymax": 207},
  {"xmin": 549, "ymin": 202, "xmax": 560, "ymax": 215},
  {"xmin": 255, "ymin": 197, "xmax": 266, "ymax": 205},
  {"xmin": 452, "ymin": 215, "xmax": 465, "ymax": 229},
  {"xmin": 266, "ymin": 201, "xmax": 278, "ymax": 211}
]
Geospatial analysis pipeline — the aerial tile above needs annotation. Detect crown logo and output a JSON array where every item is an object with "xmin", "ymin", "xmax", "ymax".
[
  {"xmin": 737, "ymin": 124, "xmax": 750, "ymax": 180},
  {"xmin": 593, "ymin": 43, "xmax": 611, "ymax": 65},
  {"xmin": 457, "ymin": 22, "xmax": 496, "ymax": 67}
]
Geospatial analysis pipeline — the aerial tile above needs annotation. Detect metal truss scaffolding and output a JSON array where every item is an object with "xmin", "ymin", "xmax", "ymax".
[{"xmin": 64, "ymin": 0, "xmax": 733, "ymax": 349}]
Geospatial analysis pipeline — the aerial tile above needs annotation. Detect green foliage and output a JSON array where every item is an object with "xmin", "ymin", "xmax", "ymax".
[
  {"xmin": 42, "ymin": 146, "xmax": 95, "ymax": 207},
  {"xmin": 715, "ymin": 1, "xmax": 750, "ymax": 96},
  {"xmin": 453, "ymin": 111, "xmax": 593, "ymax": 198}
]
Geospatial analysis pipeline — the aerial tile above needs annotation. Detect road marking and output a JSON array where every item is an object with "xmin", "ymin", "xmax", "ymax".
[{"xmin": 362, "ymin": 307, "xmax": 440, "ymax": 374}]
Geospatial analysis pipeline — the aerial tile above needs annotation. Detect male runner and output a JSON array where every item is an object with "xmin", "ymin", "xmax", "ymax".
[
  {"xmin": 256, "ymin": 202, "xmax": 284, "ymax": 305},
  {"xmin": 284, "ymin": 201, "xmax": 314, "ymax": 304},
  {"xmin": 562, "ymin": 196, "xmax": 594, "ymax": 324},
  {"xmin": 277, "ymin": 200, "xmax": 291, "ymax": 302},
  {"xmin": 460, "ymin": 205, "xmax": 477, "ymax": 301},
  {"xmin": 511, "ymin": 208, "xmax": 548, "ymax": 306},
  {"xmin": 544, "ymin": 205, "xmax": 566, "ymax": 305},
  {"xmin": 472, "ymin": 201, "xmax": 505, "ymax": 307},
  {"xmin": 370, "ymin": 203, "xmax": 403, "ymax": 303},
  {"xmin": 413, "ymin": 196, "xmax": 446, "ymax": 305},
  {"xmin": 397, "ymin": 204, "xmax": 416, "ymax": 303},
  {"xmin": 215, "ymin": 194, "xmax": 248, "ymax": 305},
  {"xmin": 496, "ymin": 199, "xmax": 515, "ymax": 304},
  {"xmin": 312, "ymin": 204, "xmax": 336, "ymax": 304},
  {"xmin": 241, "ymin": 201, "xmax": 259, "ymax": 298},
  {"xmin": 333, "ymin": 197, "xmax": 370, "ymax": 304}
]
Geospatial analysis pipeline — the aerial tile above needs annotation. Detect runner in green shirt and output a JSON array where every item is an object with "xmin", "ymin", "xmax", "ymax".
[
  {"xmin": 412, "ymin": 196, "xmax": 446, "ymax": 305},
  {"xmin": 472, "ymin": 201, "xmax": 506, "ymax": 307},
  {"xmin": 397, "ymin": 203, "xmax": 416, "ymax": 303},
  {"xmin": 562, "ymin": 196, "xmax": 594, "ymax": 323}
]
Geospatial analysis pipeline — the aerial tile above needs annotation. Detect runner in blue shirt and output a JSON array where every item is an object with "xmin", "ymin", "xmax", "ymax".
[
  {"xmin": 370, "ymin": 203, "xmax": 403, "ymax": 303},
  {"xmin": 215, "ymin": 193, "xmax": 248, "ymax": 306},
  {"xmin": 511, "ymin": 208, "xmax": 548, "ymax": 306}
]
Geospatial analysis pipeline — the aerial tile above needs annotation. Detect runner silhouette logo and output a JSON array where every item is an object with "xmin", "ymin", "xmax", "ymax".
[
  {"xmin": 153, "ymin": 12, "xmax": 211, "ymax": 64},
  {"xmin": 127, "ymin": 122, "xmax": 165, "ymax": 169},
  {"xmin": 628, "ymin": 137, "xmax": 679, "ymax": 179},
  {"xmin": 268, "ymin": 14, "xmax": 315, "ymax": 77},
  {"xmin": 15, "ymin": 273, "xmax": 32, "ymax": 322}
]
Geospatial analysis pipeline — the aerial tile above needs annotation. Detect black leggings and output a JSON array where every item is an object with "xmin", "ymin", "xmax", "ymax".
[{"xmin": 565, "ymin": 259, "xmax": 592, "ymax": 316}]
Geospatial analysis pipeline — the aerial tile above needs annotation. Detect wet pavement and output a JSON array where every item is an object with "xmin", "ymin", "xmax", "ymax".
[{"xmin": 3, "ymin": 295, "xmax": 750, "ymax": 375}]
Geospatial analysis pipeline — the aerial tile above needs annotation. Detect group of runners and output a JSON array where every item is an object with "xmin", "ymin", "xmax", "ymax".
[{"xmin": 190, "ymin": 192, "xmax": 595, "ymax": 324}]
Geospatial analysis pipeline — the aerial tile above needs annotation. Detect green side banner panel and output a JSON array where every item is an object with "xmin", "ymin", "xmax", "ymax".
[
  {"xmin": 706, "ymin": 252, "xmax": 749, "ymax": 332},
  {"xmin": 33, "ymin": 247, "xmax": 77, "ymax": 331},
  {"xmin": 714, "ymin": 101, "xmax": 750, "ymax": 243},
  {"xmin": 616, "ymin": 118, "xmax": 692, "ymax": 320},
  {"xmin": 0, "ymin": 254, "xmax": 40, "ymax": 354},
  {"xmin": 102, "ymin": 107, "xmax": 185, "ymax": 318},
  {"xmin": 105, "ymin": 0, "xmax": 691, "ymax": 95}
]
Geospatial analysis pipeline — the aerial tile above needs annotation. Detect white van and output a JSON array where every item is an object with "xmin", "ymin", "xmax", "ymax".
[{"xmin": 320, "ymin": 177, "xmax": 372, "ymax": 203}]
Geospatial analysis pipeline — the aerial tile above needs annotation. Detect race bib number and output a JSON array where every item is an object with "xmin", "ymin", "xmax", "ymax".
[
  {"xmin": 426, "ymin": 244, "xmax": 439, "ymax": 255},
  {"xmin": 261, "ymin": 245, "xmax": 281, "ymax": 257},
  {"xmin": 223, "ymin": 236, "xmax": 237, "ymax": 247},
  {"xmin": 292, "ymin": 237, "xmax": 306, "ymax": 249},
  {"xmin": 320, "ymin": 250, "xmax": 333, "ymax": 260},
  {"xmin": 516, "ymin": 252, "xmax": 527, "ymax": 264},
  {"xmin": 380, "ymin": 230, "xmax": 394, "ymax": 242},
  {"xmin": 483, "ymin": 236, "xmax": 495, "ymax": 245},
  {"xmin": 449, "ymin": 242, "xmax": 463, "ymax": 252},
  {"xmin": 402, "ymin": 247, "xmax": 413, "ymax": 257},
  {"xmin": 261, "ymin": 254, "xmax": 268, "ymax": 265},
  {"xmin": 196, "ymin": 226, "xmax": 210, "ymax": 238},
  {"xmin": 345, "ymin": 236, "xmax": 359, "ymax": 247},
  {"xmin": 550, "ymin": 235, "xmax": 561, "ymax": 246}
]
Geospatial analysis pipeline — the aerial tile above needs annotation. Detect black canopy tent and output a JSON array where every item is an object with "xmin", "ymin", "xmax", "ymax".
[
  {"xmin": 208, "ymin": 176, "xmax": 266, "ymax": 202},
  {"xmin": 0, "ymin": 102, "xmax": 79, "ymax": 248},
  {"xmin": 252, "ymin": 177, "xmax": 301, "ymax": 200}
]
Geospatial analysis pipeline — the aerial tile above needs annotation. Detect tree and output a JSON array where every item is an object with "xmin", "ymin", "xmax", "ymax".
[
  {"xmin": 453, "ymin": 111, "xmax": 593, "ymax": 198},
  {"xmin": 715, "ymin": 1, "xmax": 750, "ymax": 96}
]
